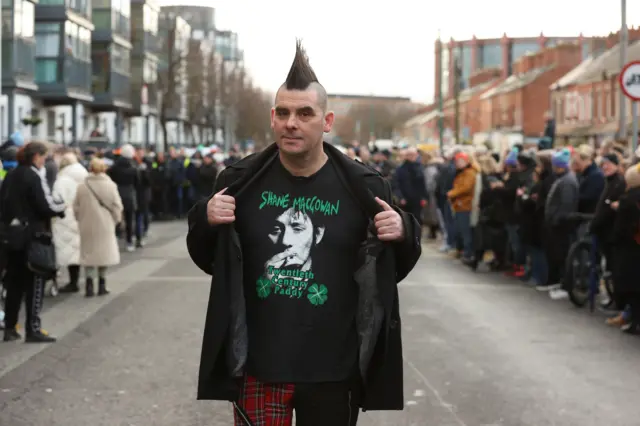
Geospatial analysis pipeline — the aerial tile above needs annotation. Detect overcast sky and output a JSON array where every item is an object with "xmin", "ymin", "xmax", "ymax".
[{"xmin": 160, "ymin": 0, "xmax": 640, "ymax": 103}]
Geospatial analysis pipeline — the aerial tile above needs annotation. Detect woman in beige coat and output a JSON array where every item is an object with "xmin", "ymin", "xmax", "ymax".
[{"xmin": 73, "ymin": 158, "xmax": 123, "ymax": 297}]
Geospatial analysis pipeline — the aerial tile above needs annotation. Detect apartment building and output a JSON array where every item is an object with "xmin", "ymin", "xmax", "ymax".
[{"xmin": 0, "ymin": 2, "xmax": 228, "ymax": 147}]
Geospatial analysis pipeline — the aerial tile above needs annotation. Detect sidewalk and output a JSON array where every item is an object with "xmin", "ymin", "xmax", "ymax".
[{"xmin": 0, "ymin": 220, "xmax": 188, "ymax": 379}]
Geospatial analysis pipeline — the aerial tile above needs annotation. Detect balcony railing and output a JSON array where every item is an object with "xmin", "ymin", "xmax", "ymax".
[
  {"xmin": 64, "ymin": 56, "xmax": 91, "ymax": 92},
  {"xmin": 2, "ymin": 38, "xmax": 36, "ymax": 80}
]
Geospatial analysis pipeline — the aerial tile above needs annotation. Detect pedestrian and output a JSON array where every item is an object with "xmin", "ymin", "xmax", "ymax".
[
  {"xmin": 187, "ymin": 41, "xmax": 422, "ymax": 426},
  {"xmin": 1, "ymin": 141, "xmax": 66, "ymax": 343},
  {"xmin": 74, "ymin": 158, "xmax": 123, "ymax": 296},
  {"xmin": 52, "ymin": 152, "xmax": 89, "ymax": 293}
]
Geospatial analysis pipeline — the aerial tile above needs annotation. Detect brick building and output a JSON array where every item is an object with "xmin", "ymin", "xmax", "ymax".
[
  {"xmin": 433, "ymin": 33, "xmax": 594, "ymax": 104},
  {"xmin": 478, "ymin": 43, "xmax": 583, "ymax": 142},
  {"xmin": 551, "ymin": 28, "xmax": 640, "ymax": 146}
]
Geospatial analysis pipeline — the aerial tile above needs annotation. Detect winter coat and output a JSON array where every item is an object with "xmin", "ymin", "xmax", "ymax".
[
  {"xmin": 74, "ymin": 173, "xmax": 123, "ymax": 267},
  {"xmin": 52, "ymin": 162, "xmax": 89, "ymax": 267},
  {"xmin": 422, "ymin": 160, "xmax": 442, "ymax": 226},
  {"xmin": 447, "ymin": 165, "xmax": 477, "ymax": 213},
  {"xmin": 611, "ymin": 187, "xmax": 640, "ymax": 294}
]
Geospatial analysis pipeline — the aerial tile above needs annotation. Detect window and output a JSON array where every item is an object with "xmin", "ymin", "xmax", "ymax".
[
  {"xmin": 91, "ymin": 0, "xmax": 109, "ymax": 7},
  {"xmin": 510, "ymin": 42, "xmax": 539, "ymax": 64},
  {"xmin": 35, "ymin": 23, "xmax": 60, "ymax": 57},
  {"xmin": 111, "ymin": 44, "xmax": 129, "ymax": 74},
  {"xmin": 65, "ymin": 21, "xmax": 79, "ymax": 57},
  {"xmin": 47, "ymin": 110, "xmax": 56, "ymax": 136},
  {"xmin": 21, "ymin": 1, "xmax": 34, "ymax": 38},
  {"xmin": 13, "ymin": 0, "xmax": 22, "ymax": 37},
  {"xmin": 460, "ymin": 45, "xmax": 472, "ymax": 89},
  {"xmin": 144, "ymin": 58, "xmax": 157, "ymax": 83},
  {"xmin": 144, "ymin": 5, "xmax": 158, "ymax": 34},
  {"xmin": 92, "ymin": 47, "xmax": 110, "ymax": 92},
  {"xmin": 481, "ymin": 42, "xmax": 502, "ymax": 69},
  {"xmin": 93, "ymin": 10, "xmax": 111, "ymax": 29},
  {"xmin": 36, "ymin": 59, "xmax": 58, "ymax": 83}
]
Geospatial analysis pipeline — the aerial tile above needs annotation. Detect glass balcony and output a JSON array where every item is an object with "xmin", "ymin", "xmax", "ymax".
[
  {"xmin": 2, "ymin": 38, "xmax": 36, "ymax": 80},
  {"xmin": 64, "ymin": 56, "xmax": 91, "ymax": 91},
  {"xmin": 110, "ymin": 71, "xmax": 130, "ymax": 100}
]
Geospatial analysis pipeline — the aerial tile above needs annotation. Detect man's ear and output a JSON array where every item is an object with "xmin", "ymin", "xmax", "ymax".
[{"xmin": 315, "ymin": 226, "xmax": 325, "ymax": 244}]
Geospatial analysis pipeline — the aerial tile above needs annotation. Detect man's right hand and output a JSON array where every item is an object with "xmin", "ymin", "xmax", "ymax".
[{"xmin": 207, "ymin": 188, "xmax": 236, "ymax": 225}]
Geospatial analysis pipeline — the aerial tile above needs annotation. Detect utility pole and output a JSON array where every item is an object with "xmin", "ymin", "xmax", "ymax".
[
  {"xmin": 454, "ymin": 56, "xmax": 461, "ymax": 144},
  {"xmin": 619, "ymin": 0, "xmax": 628, "ymax": 140},
  {"xmin": 437, "ymin": 31, "xmax": 444, "ymax": 152}
]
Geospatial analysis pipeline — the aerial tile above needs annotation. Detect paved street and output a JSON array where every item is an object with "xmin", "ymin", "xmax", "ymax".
[{"xmin": 2, "ymin": 225, "xmax": 640, "ymax": 425}]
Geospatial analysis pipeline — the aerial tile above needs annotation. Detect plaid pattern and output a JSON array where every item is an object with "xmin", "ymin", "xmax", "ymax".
[{"xmin": 234, "ymin": 375, "xmax": 295, "ymax": 426}]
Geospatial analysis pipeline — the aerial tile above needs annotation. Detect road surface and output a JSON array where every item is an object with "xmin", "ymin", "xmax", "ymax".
[{"xmin": 1, "ymin": 223, "xmax": 640, "ymax": 426}]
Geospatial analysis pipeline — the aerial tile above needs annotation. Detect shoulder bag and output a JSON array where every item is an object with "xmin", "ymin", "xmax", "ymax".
[{"xmin": 86, "ymin": 181, "xmax": 122, "ymax": 230}]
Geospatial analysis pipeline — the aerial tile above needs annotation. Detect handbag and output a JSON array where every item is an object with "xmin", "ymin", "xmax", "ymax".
[
  {"xmin": 27, "ymin": 231, "xmax": 57, "ymax": 279},
  {"xmin": 86, "ymin": 181, "xmax": 121, "ymax": 229}
]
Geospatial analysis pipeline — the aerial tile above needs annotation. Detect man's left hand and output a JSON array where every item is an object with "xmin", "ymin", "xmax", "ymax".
[{"xmin": 374, "ymin": 197, "xmax": 405, "ymax": 242}]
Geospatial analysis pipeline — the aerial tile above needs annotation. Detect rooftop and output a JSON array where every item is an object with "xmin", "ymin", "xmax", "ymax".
[{"xmin": 481, "ymin": 65, "xmax": 553, "ymax": 100}]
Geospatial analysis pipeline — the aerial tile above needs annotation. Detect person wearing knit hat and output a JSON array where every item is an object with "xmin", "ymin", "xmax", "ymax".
[
  {"xmin": 504, "ymin": 148, "xmax": 519, "ymax": 169},
  {"xmin": 551, "ymin": 148, "xmax": 571, "ymax": 170},
  {"xmin": 609, "ymin": 162, "xmax": 640, "ymax": 334},
  {"xmin": 543, "ymin": 147, "xmax": 579, "ymax": 296}
]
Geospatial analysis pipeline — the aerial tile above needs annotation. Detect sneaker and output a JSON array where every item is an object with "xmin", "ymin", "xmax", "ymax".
[
  {"xmin": 535, "ymin": 284, "xmax": 554, "ymax": 291},
  {"xmin": 126, "ymin": 244, "xmax": 135, "ymax": 252},
  {"xmin": 549, "ymin": 289, "xmax": 569, "ymax": 300},
  {"xmin": 438, "ymin": 244, "xmax": 451, "ymax": 253}
]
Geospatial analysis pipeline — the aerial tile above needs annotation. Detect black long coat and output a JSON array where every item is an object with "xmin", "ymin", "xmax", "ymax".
[{"xmin": 186, "ymin": 143, "xmax": 422, "ymax": 411}]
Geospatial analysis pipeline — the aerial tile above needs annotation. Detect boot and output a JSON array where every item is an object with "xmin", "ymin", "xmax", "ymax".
[
  {"xmin": 98, "ymin": 277, "xmax": 109, "ymax": 296},
  {"xmin": 59, "ymin": 265, "xmax": 80, "ymax": 293},
  {"xmin": 85, "ymin": 278, "xmax": 94, "ymax": 297}
]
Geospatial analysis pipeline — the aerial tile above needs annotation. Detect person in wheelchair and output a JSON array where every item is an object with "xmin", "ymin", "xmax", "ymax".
[{"xmin": 589, "ymin": 154, "xmax": 626, "ymax": 320}]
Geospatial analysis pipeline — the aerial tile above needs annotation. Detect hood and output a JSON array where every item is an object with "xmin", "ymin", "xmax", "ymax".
[{"xmin": 59, "ymin": 161, "xmax": 89, "ymax": 184}]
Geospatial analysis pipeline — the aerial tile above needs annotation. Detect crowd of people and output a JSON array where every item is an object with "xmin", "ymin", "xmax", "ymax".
[
  {"xmin": 351, "ymin": 139, "xmax": 640, "ymax": 334},
  {"xmin": 0, "ymin": 135, "xmax": 225, "ymax": 343}
]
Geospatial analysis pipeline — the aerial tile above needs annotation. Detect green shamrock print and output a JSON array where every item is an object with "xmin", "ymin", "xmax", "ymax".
[
  {"xmin": 307, "ymin": 283, "xmax": 328, "ymax": 306},
  {"xmin": 256, "ymin": 276, "xmax": 272, "ymax": 299}
]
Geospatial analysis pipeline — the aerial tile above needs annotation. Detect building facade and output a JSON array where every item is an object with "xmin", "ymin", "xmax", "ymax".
[
  {"xmin": 434, "ymin": 33, "xmax": 592, "ymax": 103},
  {"xmin": 0, "ymin": 1, "xmax": 239, "ymax": 147}
]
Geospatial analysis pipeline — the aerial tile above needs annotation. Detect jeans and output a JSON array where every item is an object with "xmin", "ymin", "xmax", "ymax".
[
  {"xmin": 454, "ymin": 211, "xmax": 473, "ymax": 258},
  {"xmin": 528, "ymin": 245, "xmax": 548, "ymax": 286},
  {"xmin": 441, "ymin": 202, "xmax": 456, "ymax": 247},
  {"xmin": 506, "ymin": 224, "xmax": 525, "ymax": 265}
]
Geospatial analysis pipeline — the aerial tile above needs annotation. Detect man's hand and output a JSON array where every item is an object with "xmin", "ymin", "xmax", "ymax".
[
  {"xmin": 374, "ymin": 197, "xmax": 405, "ymax": 242},
  {"xmin": 207, "ymin": 188, "xmax": 236, "ymax": 225}
]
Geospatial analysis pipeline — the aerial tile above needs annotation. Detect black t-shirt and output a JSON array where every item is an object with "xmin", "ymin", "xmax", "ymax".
[{"xmin": 235, "ymin": 156, "xmax": 368, "ymax": 383}]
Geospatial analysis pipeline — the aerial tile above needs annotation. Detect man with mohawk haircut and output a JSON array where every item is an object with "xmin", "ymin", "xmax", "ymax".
[{"xmin": 187, "ymin": 40, "xmax": 422, "ymax": 425}]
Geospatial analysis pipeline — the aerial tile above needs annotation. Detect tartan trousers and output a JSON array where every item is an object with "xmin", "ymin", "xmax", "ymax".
[{"xmin": 234, "ymin": 374, "xmax": 359, "ymax": 426}]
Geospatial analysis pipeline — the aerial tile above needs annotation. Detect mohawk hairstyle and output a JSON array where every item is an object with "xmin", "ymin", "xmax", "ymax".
[{"xmin": 284, "ymin": 39, "xmax": 320, "ymax": 90}]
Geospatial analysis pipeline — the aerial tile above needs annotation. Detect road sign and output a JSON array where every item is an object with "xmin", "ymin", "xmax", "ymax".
[
  {"xmin": 620, "ymin": 61, "xmax": 640, "ymax": 153},
  {"xmin": 620, "ymin": 60, "xmax": 640, "ymax": 101}
]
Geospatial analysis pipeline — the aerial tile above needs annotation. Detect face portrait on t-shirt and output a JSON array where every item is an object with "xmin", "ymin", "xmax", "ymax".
[{"xmin": 266, "ymin": 207, "xmax": 325, "ymax": 282}]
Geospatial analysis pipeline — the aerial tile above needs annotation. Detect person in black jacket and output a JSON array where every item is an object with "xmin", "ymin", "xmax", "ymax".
[
  {"xmin": 108, "ymin": 144, "xmax": 139, "ymax": 251},
  {"xmin": 590, "ymin": 154, "xmax": 626, "ymax": 317},
  {"xmin": 186, "ymin": 42, "xmax": 421, "ymax": 426},
  {"xmin": 1, "ymin": 142, "xmax": 65, "ymax": 343}
]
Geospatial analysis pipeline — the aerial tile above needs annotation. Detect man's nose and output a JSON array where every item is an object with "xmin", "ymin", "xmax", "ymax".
[{"xmin": 286, "ymin": 114, "xmax": 299, "ymax": 129}]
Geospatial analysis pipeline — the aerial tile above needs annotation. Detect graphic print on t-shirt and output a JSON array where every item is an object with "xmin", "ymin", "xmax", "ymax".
[{"xmin": 255, "ymin": 190, "xmax": 340, "ymax": 306}]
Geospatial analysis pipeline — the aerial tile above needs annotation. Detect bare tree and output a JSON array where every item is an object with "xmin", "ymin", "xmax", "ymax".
[
  {"xmin": 202, "ymin": 50, "xmax": 219, "ymax": 140},
  {"xmin": 185, "ymin": 39, "xmax": 209, "ymax": 145},
  {"xmin": 234, "ymin": 78, "xmax": 273, "ymax": 149},
  {"xmin": 157, "ymin": 17, "xmax": 188, "ymax": 152},
  {"xmin": 334, "ymin": 103, "xmax": 418, "ymax": 143}
]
